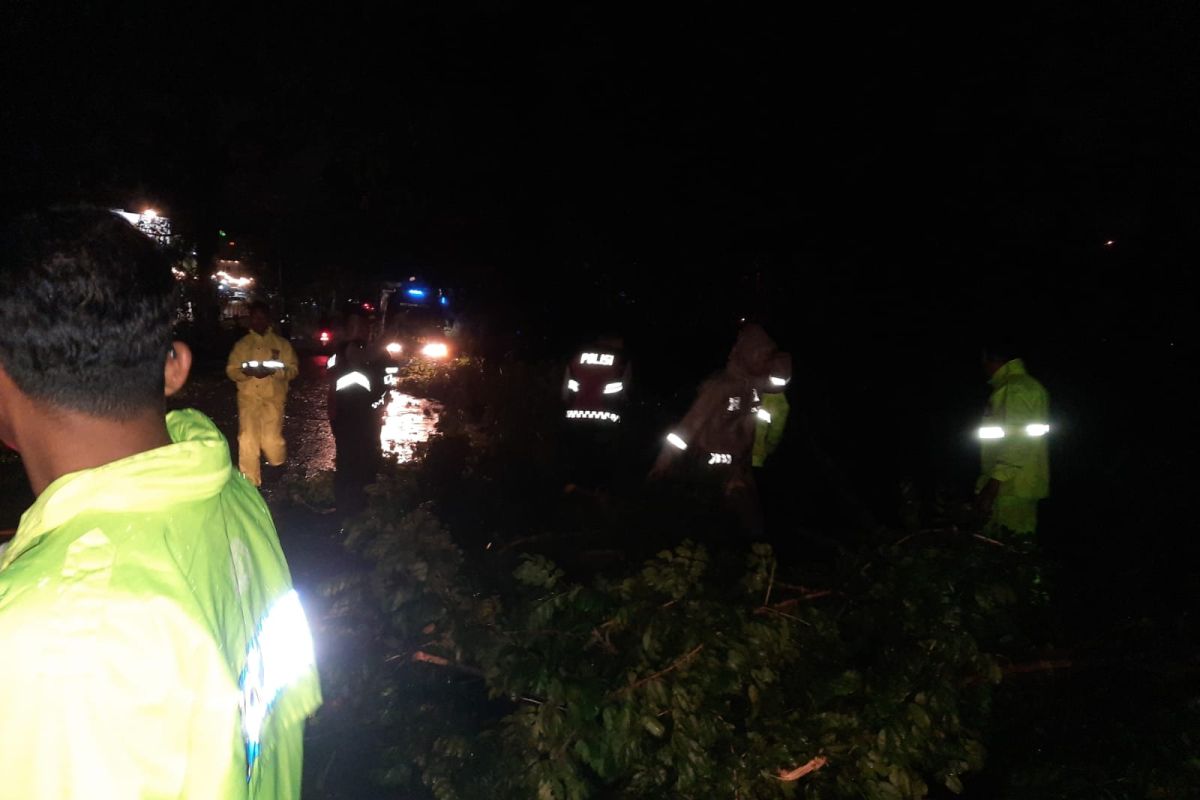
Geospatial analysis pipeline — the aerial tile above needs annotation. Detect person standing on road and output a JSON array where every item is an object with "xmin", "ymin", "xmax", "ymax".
[
  {"xmin": 974, "ymin": 343, "xmax": 1050, "ymax": 536},
  {"xmin": 327, "ymin": 311, "xmax": 386, "ymax": 514},
  {"xmin": 227, "ymin": 300, "xmax": 299, "ymax": 486},
  {"xmin": 562, "ymin": 335, "xmax": 630, "ymax": 489},
  {"xmin": 0, "ymin": 208, "xmax": 320, "ymax": 798}
]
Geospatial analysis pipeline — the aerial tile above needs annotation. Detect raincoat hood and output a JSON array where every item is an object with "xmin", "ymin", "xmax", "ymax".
[
  {"xmin": 0, "ymin": 408, "xmax": 320, "ymax": 798},
  {"xmin": 727, "ymin": 324, "xmax": 777, "ymax": 379},
  {"xmin": 3, "ymin": 409, "xmax": 231, "ymax": 569},
  {"xmin": 989, "ymin": 357, "xmax": 1028, "ymax": 387}
]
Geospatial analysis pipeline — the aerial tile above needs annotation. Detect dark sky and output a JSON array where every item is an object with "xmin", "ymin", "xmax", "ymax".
[{"xmin": 3, "ymin": 2, "xmax": 1200, "ymax": 339}]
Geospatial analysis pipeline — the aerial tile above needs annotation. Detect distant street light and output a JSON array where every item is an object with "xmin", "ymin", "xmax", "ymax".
[{"xmin": 1104, "ymin": 239, "xmax": 1115, "ymax": 247}]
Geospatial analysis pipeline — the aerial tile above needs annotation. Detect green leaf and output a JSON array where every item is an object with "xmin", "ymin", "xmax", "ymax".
[
  {"xmin": 831, "ymin": 670, "xmax": 862, "ymax": 697},
  {"xmin": 642, "ymin": 716, "xmax": 666, "ymax": 738},
  {"xmin": 907, "ymin": 703, "xmax": 931, "ymax": 732}
]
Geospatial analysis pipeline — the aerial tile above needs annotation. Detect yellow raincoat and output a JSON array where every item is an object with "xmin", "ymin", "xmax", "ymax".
[
  {"xmin": 227, "ymin": 328, "xmax": 299, "ymax": 485},
  {"xmin": 977, "ymin": 358, "xmax": 1050, "ymax": 534},
  {"xmin": 0, "ymin": 409, "xmax": 321, "ymax": 798}
]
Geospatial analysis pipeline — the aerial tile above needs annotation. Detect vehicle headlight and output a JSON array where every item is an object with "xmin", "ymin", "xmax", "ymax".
[
  {"xmin": 386, "ymin": 342, "xmax": 403, "ymax": 355},
  {"xmin": 421, "ymin": 342, "xmax": 449, "ymax": 359}
]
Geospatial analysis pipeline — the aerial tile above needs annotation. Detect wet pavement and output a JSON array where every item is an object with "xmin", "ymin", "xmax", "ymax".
[
  {"xmin": 171, "ymin": 355, "xmax": 443, "ymax": 472},
  {"xmin": 168, "ymin": 355, "xmax": 337, "ymax": 479},
  {"xmin": 168, "ymin": 355, "xmax": 443, "ymax": 591},
  {"xmin": 381, "ymin": 389, "xmax": 443, "ymax": 461}
]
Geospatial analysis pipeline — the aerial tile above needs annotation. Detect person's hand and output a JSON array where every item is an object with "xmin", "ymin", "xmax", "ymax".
[
  {"xmin": 973, "ymin": 478, "xmax": 1001, "ymax": 523},
  {"xmin": 242, "ymin": 365, "xmax": 273, "ymax": 379}
]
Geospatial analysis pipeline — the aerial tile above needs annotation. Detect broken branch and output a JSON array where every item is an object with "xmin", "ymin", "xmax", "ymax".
[{"xmin": 776, "ymin": 755, "xmax": 828, "ymax": 781}]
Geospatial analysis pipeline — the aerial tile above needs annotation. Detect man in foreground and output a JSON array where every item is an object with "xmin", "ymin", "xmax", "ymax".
[{"xmin": 0, "ymin": 208, "xmax": 320, "ymax": 798}]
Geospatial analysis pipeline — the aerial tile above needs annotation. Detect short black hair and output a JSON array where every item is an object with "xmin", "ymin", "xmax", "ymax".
[{"xmin": 0, "ymin": 208, "xmax": 176, "ymax": 417}]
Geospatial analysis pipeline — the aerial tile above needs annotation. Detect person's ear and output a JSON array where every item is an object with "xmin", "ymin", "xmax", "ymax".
[
  {"xmin": 0, "ymin": 363, "xmax": 23, "ymax": 450},
  {"xmin": 164, "ymin": 341, "xmax": 193, "ymax": 397}
]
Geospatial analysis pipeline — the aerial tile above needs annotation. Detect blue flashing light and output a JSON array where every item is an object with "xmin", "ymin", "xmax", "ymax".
[
  {"xmin": 440, "ymin": 295, "xmax": 448, "ymax": 306},
  {"xmin": 406, "ymin": 288, "xmax": 427, "ymax": 298}
]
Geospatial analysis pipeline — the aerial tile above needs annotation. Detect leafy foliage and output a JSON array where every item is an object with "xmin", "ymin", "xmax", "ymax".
[
  {"xmin": 305, "ymin": 359, "xmax": 1041, "ymax": 799},
  {"xmin": 314, "ymin": 483, "xmax": 1025, "ymax": 799}
]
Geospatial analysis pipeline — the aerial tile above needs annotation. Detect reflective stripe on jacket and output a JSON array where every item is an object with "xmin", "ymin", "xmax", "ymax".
[
  {"xmin": 978, "ymin": 358, "xmax": 1050, "ymax": 500},
  {"xmin": 227, "ymin": 328, "xmax": 300, "ymax": 405}
]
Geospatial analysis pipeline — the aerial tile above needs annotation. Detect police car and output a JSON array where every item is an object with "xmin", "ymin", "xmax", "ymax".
[{"xmin": 378, "ymin": 283, "xmax": 454, "ymax": 364}]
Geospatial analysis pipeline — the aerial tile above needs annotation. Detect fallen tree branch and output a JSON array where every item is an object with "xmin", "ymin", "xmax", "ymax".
[
  {"xmin": 894, "ymin": 527, "xmax": 1010, "ymax": 549},
  {"xmin": 762, "ymin": 560, "xmax": 777, "ymax": 607},
  {"xmin": 776, "ymin": 755, "xmax": 828, "ymax": 781},
  {"xmin": 612, "ymin": 644, "xmax": 705, "ymax": 698},
  {"xmin": 753, "ymin": 591, "xmax": 839, "ymax": 617},
  {"xmin": 964, "ymin": 657, "xmax": 1076, "ymax": 686},
  {"xmin": 775, "ymin": 581, "xmax": 834, "ymax": 597},
  {"xmin": 598, "ymin": 599, "xmax": 678, "ymax": 632},
  {"xmin": 404, "ymin": 650, "xmax": 487, "ymax": 678},
  {"xmin": 1002, "ymin": 658, "xmax": 1074, "ymax": 675},
  {"xmin": 756, "ymin": 606, "xmax": 812, "ymax": 626}
]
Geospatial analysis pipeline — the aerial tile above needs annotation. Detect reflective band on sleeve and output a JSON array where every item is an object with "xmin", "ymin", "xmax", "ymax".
[
  {"xmin": 708, "ymin": 453, "xmax": 732, "ymax": 465},
  {"xmin": 336, "ymin": 371, "xmax": 371, "ymax": 392},
  {"xmin": 770, "ymin": 376, "xmax": 788, "ymax": 387},
  {"xmin": 242, "ymin": 360, "xmax": 261, "ymax": 369},
  {"xmin": 568, "ymin": 379, "xmax": 580, "ymax": 392},
  {"xmin": 385, "ymin": 366, "xmax": 400, "ymax": 374},
  {"xmin": 603, "ymin": 381, "xmax": 623, "ymax": 394},
  {"xmin": 261, "ymin": 360, "xmax": 285, "ymax": 370},
  {"xmin": 667, "ymin": 433, "xmax": 688, "ymax": 450},
  {"xmin": 1025, "ymin": 423, "xmax": 1050, "ymax": 437},
  {"xmin": 326, "ymin": 354, "xmax": 337, "ymax": 369},
  {"xmin": 977, "ymin": 426, "xmax": 1005, "ymax": 439},
  {"xmin": 240, "ymin": 590, "xmax": 316, "ymax": 780},
  {"xmin": 755, "ymin": 408, "xmax": 772, "ymax": 423},
  {"xmin": 565, "ymin": 409, "xmax": 620, "ymax": 422}
]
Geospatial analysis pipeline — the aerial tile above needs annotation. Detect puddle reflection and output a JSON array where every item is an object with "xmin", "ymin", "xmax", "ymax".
[{"xmin": 380, "ymin": 391, "xmax": 443, "ymax": 462}]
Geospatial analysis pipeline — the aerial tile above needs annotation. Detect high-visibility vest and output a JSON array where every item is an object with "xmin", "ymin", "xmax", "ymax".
[{"xmin": 565, "ymin": 347, "xmax": 629, "ymax": 423}]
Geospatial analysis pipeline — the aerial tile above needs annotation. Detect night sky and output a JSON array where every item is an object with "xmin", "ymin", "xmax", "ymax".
[
  {"xmin": 1, "ymin": 1, "xmax": 1198, "ymax": 390},
  {"xmin": 4, "ymin": 5, "xmax": 1197, "ymax": 275}
]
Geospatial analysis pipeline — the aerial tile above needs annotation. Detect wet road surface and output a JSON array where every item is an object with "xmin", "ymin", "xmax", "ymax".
[
  {"xmin": 172, "ymin": 356, "xmax": 443, "ymax": 471},
  {"xmin": 169, "ymin": 355, "xmax": 337, "ymax": 479}
]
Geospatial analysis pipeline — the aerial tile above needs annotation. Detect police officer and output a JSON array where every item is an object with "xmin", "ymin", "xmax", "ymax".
[
  {"xmin": 974, "ymin": 343, "xmax": 1051, "ymax": 536},
  {"xmin": 652, "ymin": 323, "xmax": 778, "ymax": 536},
  {"xmin": 327, "ymin": 311, "xmax": 386, "ymax": 514},
  {"xmin": 562, "ymin": 335, "xmax": 630, "ymax": 489}
]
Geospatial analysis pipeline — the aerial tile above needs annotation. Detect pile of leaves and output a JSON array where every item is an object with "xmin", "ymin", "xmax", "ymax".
[{"xmin": 313, "ymin": 509, "xmax": 1028, "ymax": 799}]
